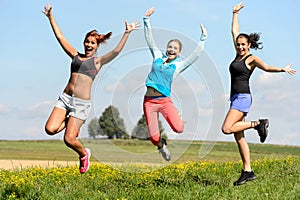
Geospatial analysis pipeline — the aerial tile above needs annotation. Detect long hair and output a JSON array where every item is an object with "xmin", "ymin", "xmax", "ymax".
[
  {"xmin": 237, "ymin": 33, "xmax": 263, "ymax": 50},
  {"xmin": 84, "ymin": 30, "xmax": 112, "ymax": 45}
]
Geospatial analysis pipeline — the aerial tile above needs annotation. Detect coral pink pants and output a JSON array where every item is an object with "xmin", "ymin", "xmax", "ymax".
[{"xmin": 143, "ymin": 96, "xmax": 184, "ymax": 146}]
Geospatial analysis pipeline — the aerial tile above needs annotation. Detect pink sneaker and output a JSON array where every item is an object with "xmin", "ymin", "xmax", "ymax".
[{"xmin": 79, "ymin": 148, "xmax": 91, "ymax": 174}]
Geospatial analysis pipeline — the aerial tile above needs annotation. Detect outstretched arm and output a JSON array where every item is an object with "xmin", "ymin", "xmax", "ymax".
[
  {"xmin": 42, "ymin": 4, "xmax": 77, "ymax": 58},
  {"xmin": 232, "ymin": 2, "xmax": 244, "ymax": 50},
  {"xmin": 97, "ymin": 20, "xmax": 141, "ymax": 66},
  {"xmin": 143, "ymin": 7, "xmax": 162, "ymax": 59},
  {"xmin": 176, "ymin": 24, "xmax": 208, "ymax": 74},
  {"xmin": 252, "ymin": 56, "xmax": 296, "ymax": 75}
]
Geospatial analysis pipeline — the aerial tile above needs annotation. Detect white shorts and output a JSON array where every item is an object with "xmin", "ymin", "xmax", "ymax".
[{"xmin": 55, "ymin": 93, "xmax": 91, "ymax": 121}]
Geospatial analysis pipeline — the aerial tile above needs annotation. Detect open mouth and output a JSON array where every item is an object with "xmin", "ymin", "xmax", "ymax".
[
  {"xmin": 85, "ymin": 48, "xmax": 93, "ymax": 54},
  {"xmin": 238, "ymin": 49, "xmax": 245, "ymax": 54},
  {"xmin": 167, "ymin": 52, "xmax": 175, "ymax": 56}
]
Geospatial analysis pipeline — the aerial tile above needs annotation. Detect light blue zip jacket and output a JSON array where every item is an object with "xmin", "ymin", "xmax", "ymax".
[{"xmin": 144, "ymin": 16, "xmax": 207, "ymax": 97}]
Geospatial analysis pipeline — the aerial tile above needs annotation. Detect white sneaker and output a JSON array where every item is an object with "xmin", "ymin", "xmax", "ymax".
[
  {"xmin": 158, "ymin": 139, "xmax": 171, "ymax": 161},
  {"xmin": 159, "ymin": 145, "xmax": 171, "ymax": 161}
]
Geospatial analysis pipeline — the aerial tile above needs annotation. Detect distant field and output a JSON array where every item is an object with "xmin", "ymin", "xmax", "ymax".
[{"xmin": 0, "ymin": 139, "xmax": 299, "ymax": 164}]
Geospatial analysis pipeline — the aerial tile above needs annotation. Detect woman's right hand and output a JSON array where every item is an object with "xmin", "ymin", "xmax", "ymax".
[
  {"xmin": 145, "ymin": 7, "xmax": 155, "ymax": 17},
  {"xmin": 42, "ymin": 4, "xmax": 52, "ymax": 17},
  {"xmin": 233, "ymin": 2, "xmax": 244, "ymax": 13}
]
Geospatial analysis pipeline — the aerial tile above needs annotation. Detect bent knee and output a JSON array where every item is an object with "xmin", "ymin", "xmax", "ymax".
[
  {"xmin": 172, "ymin": 123, "xmax": 184, "ymax": 133},
  {"xmin": 45, "ymin": 125, "xmax": 57, "ymax": 136},
  {"xmin": 221, "ymin": 126, "xmax": 232, "ymax": 135},
  {"xmin": 64, "ymin": 135, "xmax": 76, "ymax": 147},
  {"xmin": 174, "ymin": 128, "xmax": 184, "ymax": 134}
]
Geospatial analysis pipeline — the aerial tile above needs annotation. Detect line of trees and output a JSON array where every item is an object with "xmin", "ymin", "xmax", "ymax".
[{"xmin": 88, "ymin": 105, "xmax": 166, "ymax": 140}]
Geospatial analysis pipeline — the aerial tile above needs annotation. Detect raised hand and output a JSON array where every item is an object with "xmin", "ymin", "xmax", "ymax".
[
  {"xmin": 125, "ymin": 20, "xmax": 141, "ymax": 33},
  {"xmin": 200, "ymin": 24, "xmax": 208, "ymax": 41},
  {"xmin": 233, "ymin": 2, "xmax": 244, "ymax": 13},
  {"xmin": 200, "ymin": 24, "xmax": 207, "ymax": 36},
  {"xmin": 42, "ymin": 4, "xmax": 52, "ymax": 17},
  {"xmin": 283, "ymin": 64, "xmax": 297, "ymax": 75},
  {"xmin": 145, "ymin": 7, "xmax": 155, "ymax": 17}
]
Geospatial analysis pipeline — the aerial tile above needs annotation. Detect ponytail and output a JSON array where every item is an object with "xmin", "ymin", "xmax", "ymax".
[
  {"xmin": 84, "ymin": 30, "xmax": 112, "ymax": 45},
  {"xmin": 249, "ymin": 33, "xmax": 263, "ymax": 50},
  {"xmin": 98, "ymin": 32, "xmax": 112, "ymax": 44},
  {"xmin": 237, "ymin": 33, "xmax": 263, "ymax": 50}
]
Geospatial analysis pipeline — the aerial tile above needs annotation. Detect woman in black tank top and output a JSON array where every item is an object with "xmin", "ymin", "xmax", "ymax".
[
  {"xmin": 221, "ymin": 2, "xmax": 296, "ymax": 186},
  {"xmin": 42, "ymin": 4, "xmax": 140, "ymax": 174}
]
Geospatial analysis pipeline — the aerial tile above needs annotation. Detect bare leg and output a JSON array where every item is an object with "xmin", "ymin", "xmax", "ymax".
[
  {"xmin": 45, "ymin": 107, "xmax": 67, "ymax": 135},
  {"xmin": 64, "ymin": 116, "xmax": 86, "ymax": 158},
  {"xmin": 222, "ymin": 109, "xmax": 258, "ymax": 134},
  {"xmin": 222, "ymin": 108, "xmax": 252, "ymax": 171},
  {"xmin": 234, "ymin": 130, "xmax": 251, "ymax": 171}
]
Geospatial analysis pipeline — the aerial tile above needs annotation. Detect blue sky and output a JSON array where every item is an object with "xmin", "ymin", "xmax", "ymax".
[{"xmin": 0, "ymin": 0, "xmax": 299, "ymax": 146}]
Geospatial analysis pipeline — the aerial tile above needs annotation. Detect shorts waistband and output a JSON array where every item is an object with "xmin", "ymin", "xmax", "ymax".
[{"xmin": 61, "ymin": 93, "xmax": 91, "ymax": 103}]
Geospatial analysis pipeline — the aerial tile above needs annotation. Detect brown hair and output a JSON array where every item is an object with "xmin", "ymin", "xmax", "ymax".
[{"xmin": 84, "ymin": 30, "xmax": 112, "ymax": 45}]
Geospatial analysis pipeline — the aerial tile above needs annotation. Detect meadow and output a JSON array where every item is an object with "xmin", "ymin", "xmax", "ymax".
[{"xmin": 0, "ymin": 139, "xmax": 299, "ymax": 199}]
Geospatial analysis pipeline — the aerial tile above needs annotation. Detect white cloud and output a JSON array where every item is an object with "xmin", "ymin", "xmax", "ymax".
[
  {"xmin": 244, "ymin": 73, "xmax": 300, "ymax": 145},
  {"xmin": 19, "ymin": 101, "xmax": 54, "ymax": 120},
  {"xmin": 0, "ymin": 104, "xmax": 16, "ymax": 115}
]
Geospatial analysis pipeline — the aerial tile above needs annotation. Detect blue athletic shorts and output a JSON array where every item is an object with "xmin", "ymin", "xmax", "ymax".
[{"xmin": 230, "ymin": 93, "xmax": 252, "ymax": 115}]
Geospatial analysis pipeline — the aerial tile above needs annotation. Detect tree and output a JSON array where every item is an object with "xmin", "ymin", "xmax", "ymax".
[
  {"xmin": 87, "ymin": 117, "xmax": 100, "ymax": 139},
  {"xmin": 132, "ymin": 114, "xmax": 165, "ymax": 140},
  {"xmin": 99, "ymin": 105, "xmax": 128, "ymax": 139}
]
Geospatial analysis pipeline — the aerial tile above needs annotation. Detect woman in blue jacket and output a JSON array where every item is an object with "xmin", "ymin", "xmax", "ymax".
[{"xmin": 143, "ymin": 7, "xmax": 207, "ymax": 161}]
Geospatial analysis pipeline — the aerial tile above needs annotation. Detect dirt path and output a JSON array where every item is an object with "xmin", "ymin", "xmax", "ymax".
[
  {"xmin": 0, "ymin": 160, "xmax": 78, "ymax": 170},
  {"xmin": 0, "ymin": 160, "xmax": 163, "ymax": 170}
]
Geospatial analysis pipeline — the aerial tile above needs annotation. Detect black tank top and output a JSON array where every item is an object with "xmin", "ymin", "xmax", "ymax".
[
  {"xmin": 229, "ymin": 54, "xmax": 253, "ymax": 97},
  {"xmin": 70, "ymin": 54, "xmax": 98, "ymax": 80}
]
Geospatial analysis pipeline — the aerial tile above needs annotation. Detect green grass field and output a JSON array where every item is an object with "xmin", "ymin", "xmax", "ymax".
[
  {"xmin": 0, "ymin": 139, "xmax": 299, "ymax": 199},
  {"xmin": 0, "ymin": 139, "xmax": 298, "ymax": 163}
]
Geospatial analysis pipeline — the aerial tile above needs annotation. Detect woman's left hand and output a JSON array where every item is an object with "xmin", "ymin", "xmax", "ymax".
[
  {"xmin": 200, "ymin": 24, "xmax": 208, "ymax": 41},
  {"xmin": 125, "ymin": 20, "xmax": 141, "ymax": 33},
  {"xmin": 200, "ymin": 24, "xmax": 207, "ymax": 36},
  {"xmin": 283, "ymin": 64, "xmax": 297, "ymax": 75}
]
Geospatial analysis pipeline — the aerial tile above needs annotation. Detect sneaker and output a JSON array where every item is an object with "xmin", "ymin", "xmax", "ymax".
[
  {"xmin": 158, "ymin": 138, "xmax": 171, "ymax": 161},
  {"xmin": 254, "ymin": 119, "xmax": 269, "ymax": 143},
  {"xmin": 234, "ymin": 170, "xmax": 257, "ymax": 186},
  {"xmin": 79, "ymin": 148, "xmax": 91, "ymax": 174}
]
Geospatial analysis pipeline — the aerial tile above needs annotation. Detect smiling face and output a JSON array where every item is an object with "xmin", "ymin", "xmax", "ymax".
[
  {"xmin": 83, "ymin": 36, "xmax": 99, "ymax": 57},
  {"xmin": 236, "ymin": 36, "xmax": 251, "ymax": 56},
  {"xmin": 165, "ymin": 39, "xmax": 182, "ymax": 62}
]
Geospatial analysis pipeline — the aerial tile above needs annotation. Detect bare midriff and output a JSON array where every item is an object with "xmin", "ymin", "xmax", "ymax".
[{"xmin": 145, "ymin": 86, "xmax": 164, "ymax": 97}]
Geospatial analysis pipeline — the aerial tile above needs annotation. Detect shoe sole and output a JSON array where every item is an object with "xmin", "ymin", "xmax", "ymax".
[
  {"xmin": 160, "ymin": 151, "xmax": 171, "ymax": 161},
  {"xmin": 159, "ymin": 147, "xmax": 171, "ymax": 161},
  {"xmin": 260, "ymin": 119, "xmax": 269, "ymax": 143}
]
